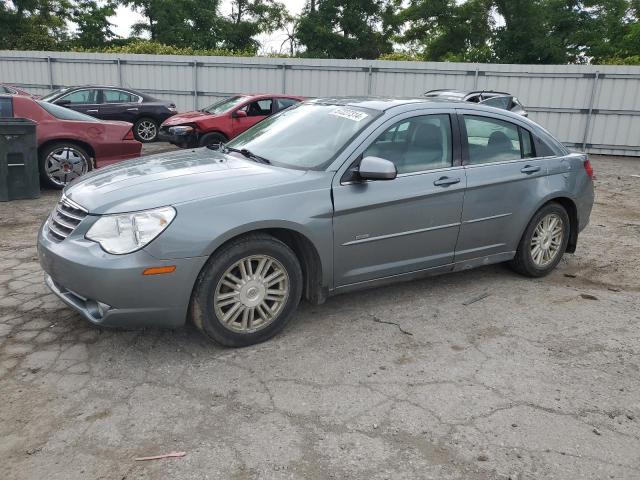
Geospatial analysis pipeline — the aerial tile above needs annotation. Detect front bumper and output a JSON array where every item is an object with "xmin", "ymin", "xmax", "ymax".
[
  {"xmin": 158, "ymin": 126, "xmax": 197, "ymax": 148},
  {"xmin": 38, "ymin": 220, "xmax": 207, "ymax": 329}
]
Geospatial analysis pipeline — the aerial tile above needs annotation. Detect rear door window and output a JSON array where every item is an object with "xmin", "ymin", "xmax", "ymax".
[
  {"xmin": 102, "ymin": 89, "xmax": 137, "ymax": 103},
  {"xmin": 0, "ymin": 97, "xmax": 13, "ymax": 117},
  {"xmin": 464, "ymin": 115, "xmax": 524, "ymax": 164}
]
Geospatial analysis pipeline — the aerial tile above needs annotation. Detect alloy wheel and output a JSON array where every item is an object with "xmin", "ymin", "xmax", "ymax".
[
  {"xmin": 45, "ymin": 146, "xmax": 89, "ymax": 187},
  {"xmin": 214, "ymin": 255, "xmax": 290, "ymax": 333},
  {"xmin": 136, "ymin": 120, "xmax": 157, "ymax": 141},
  {"xmin": 530, "ymin": 213, "xmax": 564, "ymax": 267}
]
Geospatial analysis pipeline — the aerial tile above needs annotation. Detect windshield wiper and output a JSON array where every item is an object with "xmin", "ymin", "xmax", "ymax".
[{"xmin": 223, "ymin": 145, "xmax": 271, "ymax": 164}]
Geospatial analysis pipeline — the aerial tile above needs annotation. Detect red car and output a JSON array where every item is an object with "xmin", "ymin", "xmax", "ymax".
[
  {"xmin": 0, "ymin": 94, "xmax": 141, "ymax": 188},
  {"xmin": 159, "ymin": 94, "xmax": 304, "ymax": 148}
]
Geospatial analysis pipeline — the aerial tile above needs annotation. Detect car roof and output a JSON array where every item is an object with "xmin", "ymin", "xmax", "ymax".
[
  {"xmin": 308, "ymin": 96, "xmax": 464, "ymax": 112},
  {"xmin": 425, "ymin": 89, "xmax": 511, "ymax": 97},
  {"xmin": 48, "ymin": 85, "xmax": 157, "ymax": 100}
]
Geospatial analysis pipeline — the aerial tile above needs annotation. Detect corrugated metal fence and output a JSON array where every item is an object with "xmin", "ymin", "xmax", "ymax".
[{"xmin": 1, "ymin": 50, "xmax": 639, "ymax": 156}]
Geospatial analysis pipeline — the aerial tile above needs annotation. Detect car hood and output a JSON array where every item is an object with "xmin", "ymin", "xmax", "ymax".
[
  {"xmin": 64, "ymin": 148, "xmax": 307, "ymax": 214},
  {"xmin": 162, "ymin": 111, "xmax": 216, "ymax": 125}
]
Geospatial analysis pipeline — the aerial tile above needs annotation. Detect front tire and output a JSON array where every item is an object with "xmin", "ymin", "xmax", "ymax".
[
  {"xmin": 190, "ymin": 234, "xmax": 303, "ymax": 347},
  {"xmin": 133, "ymin": 117, "xmax": 158, "ymax": 142},
  {"xmin": 199, "ymin": 132, "xmax": 228, "ymax": 148},
  {"xmin": 510, "ymin": 202, "xmax": 570, "ymax": 277},
  {"xmin": 39, "ymin": 142, "xmax": 92, "ymax": 189}
]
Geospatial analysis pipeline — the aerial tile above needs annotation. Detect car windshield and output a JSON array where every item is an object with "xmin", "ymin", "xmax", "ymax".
[
  {"xmin": 38, "ymin": 100, "xmax": 99, "ymax": 122},
  {"xmin": 226, "ymin": 103, "xmax": 380, "ymax": 170},
  {"xmin": 40, "ymin": 87, "xmax": 70, "ymax": 102},
  {"xmin": 201, "ymin": 96, "xmax": 247, "ymax": 114}
]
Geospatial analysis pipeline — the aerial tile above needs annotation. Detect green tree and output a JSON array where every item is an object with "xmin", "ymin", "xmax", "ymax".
[
  {"xmin": 71, "ymin": 1, "xmax": 118, "ymax": 49},
  {"xmin": 399, "ymin": 0, "xmax": 494, "ymax": 62},
  {"xmin": 296, "ymin": 0, "xmax": 397, "ymax": 59},
  {"xmin": 0, "ymin": 0, "xmax": 72, "ymax": 50},
  {"xmin": 222, "ymin": 0, "xmax": 290, "ymax": 51}
]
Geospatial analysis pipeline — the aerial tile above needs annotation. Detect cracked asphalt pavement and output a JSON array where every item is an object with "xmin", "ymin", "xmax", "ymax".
[{"xmin": 1, "ymin": 152, "xmax": 639, "ymax": 479}]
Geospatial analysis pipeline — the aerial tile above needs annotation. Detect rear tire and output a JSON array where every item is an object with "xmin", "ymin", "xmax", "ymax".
[
  {"xmin": 190, "ymin": 233, "xmax": 303, "ymax": 347},
  {"xmin": 199, "ymin": 132, "xmax": 228, "ymax": 148},
  {"xmin": 133, "ymin": 117, "xmax": 158, "ymax": 142},
  {"xmin": 509, "ymin": 202, "xmax": 570, "ymax": 277},
  {"xmin": 38, "ymin": 142, "xmax": 92, "ymax": 189}
]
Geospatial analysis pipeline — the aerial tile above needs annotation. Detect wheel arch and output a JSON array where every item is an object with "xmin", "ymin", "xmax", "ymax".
[
  {"xmin": 38, "ymin": 139, "xmax": 96, "ymax": 167},
  {"xmin": 198, "ymin": 130, "xmax": 229, "ymax": 146},
  {"xmin": 523, "ymin": 195, "xmax": 579, "ymax": 254},
  {"xmin": 200, "ymin": 225, "xmax": 327, "ymax": 305}
]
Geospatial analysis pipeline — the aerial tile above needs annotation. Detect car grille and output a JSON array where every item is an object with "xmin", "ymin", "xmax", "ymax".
[{"xmin": 48, "ymin": 195, "xmax": 88, "ymax": 242}]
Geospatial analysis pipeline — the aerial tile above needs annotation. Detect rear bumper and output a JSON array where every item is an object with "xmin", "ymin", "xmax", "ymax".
[
  {"xmin": 38, "ymin": 220, "xmax": 207, "ymax": 329},
  {"xmin": 577, "ymin": 180, "xmax": 595, "ymax": 232}
]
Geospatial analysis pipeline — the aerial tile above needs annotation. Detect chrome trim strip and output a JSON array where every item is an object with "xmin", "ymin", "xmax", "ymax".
[
  {"xmin": 464, "ymin": 212, "xmax": 512, "ymax": 224},
  {"xmin": 56, "ymin": 205, "xmax": 84, "ymax": 222},
  {"xmin": 51, "ymin": 214, "xmax": 76, "ymax": 230},
  {"xmin": 455, "ymin": 243, "xmax": 506, "ymax": 255},
  {"xmin": 48, "ymin": 222, "xmax": 70, "ymax": 239},
  {"xmin": 61, "ymin": 194, "xmax": 88, "ymax": 213},
  {"xmin": 342, "ymin": 222, "xmax": 461, "ymax": 246}
]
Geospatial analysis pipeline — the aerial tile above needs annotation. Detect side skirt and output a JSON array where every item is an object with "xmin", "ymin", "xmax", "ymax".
[{"xmin": 326, "ymin": 251, "xmax": 516, "ymax": 298}]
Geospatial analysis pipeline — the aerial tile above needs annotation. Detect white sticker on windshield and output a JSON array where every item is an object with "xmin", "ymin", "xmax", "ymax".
[{"xmin": 329, "ymin": 107, "xmax": 369, "ymax": 122}]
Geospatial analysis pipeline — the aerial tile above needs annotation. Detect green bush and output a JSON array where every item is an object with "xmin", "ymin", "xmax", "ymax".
[{"xmin": 73, "ymin": 40, "xmax": 256, "ymax": 58}]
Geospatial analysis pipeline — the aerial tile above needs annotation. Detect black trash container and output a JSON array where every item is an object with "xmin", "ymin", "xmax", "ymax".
[{"xmin": 0, "ymin": 118, "xmax": 39, "ymax": 201}]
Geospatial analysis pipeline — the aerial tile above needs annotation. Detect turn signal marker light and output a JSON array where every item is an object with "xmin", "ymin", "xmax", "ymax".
[{"xmin": 143, "ymin": 266, "xmax": 176, "ymax": 275}]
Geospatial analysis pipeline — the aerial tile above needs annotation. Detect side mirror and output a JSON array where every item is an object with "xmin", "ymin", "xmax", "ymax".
[
  {"xmin": 55, "ymin": 99, "xmax": 71, "ymax": 106},
  {"xmin": 233, "ymin": 109, "xmax": 247, "ymax": 118},
  {"xmin": 358, "ymin": 156, "xmax": 397, "ymax": 181}
]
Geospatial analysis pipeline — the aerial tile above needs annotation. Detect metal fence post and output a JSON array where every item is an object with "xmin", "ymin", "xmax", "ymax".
[
  {"xmin": 117, "ymin": 58, "xmax": 123, "ymax": 86},
  {"xmin": 282, "ymin": 63, "xmax": 287, "ymax": 93},
  {"xmin": 193, "ymin": 61, "xmax": 198, "ymax": 110},
  {"xmin": 474, "ymin": 66, "xmax": 479, "ymax": 89},
  {"xmin": 46, "ymin": 56, "xmax": 54, "ymax": 89},
  {"xmin": 367, "ymin": 65, "xmax": 373, "ymax": 95},
  {"xmin": 582, "ymin": 71, "xmax": 600, "ymax": 152}
]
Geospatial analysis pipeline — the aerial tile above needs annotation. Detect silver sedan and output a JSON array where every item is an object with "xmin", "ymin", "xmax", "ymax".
[{"xmin": 38, "ymin": 98, "xmax": 594, "ymax": 346}]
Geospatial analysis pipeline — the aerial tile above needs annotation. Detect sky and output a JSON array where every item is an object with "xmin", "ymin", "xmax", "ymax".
[{"xmin": 110, "ymin": 0, "xmax": 307, "ymax": 54}]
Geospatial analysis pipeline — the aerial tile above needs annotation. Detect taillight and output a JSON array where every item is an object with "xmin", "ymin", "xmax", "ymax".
[
  {"xmin": 123, "ymin": 129, "xmax": 134, "ymax": 140},
  {"xmin": 583, "ymin": 159, "xmax": 594, "ymax": 179}
]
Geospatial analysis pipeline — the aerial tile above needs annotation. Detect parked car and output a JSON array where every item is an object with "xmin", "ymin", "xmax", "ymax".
[
  {"xmin": 159, "ymin": 94, "xmax": 304, "ymax": 147},
  {"xmin": 0, "ymin": 83, "xmax": 36, "ymax": 97},
  {"xmin": 0, "ymin": 94, "xmax": 141, "ymax": 188},
  {"xmin": 38, "ymin": 98, "xmax": 593, "ymax": 347},
  {"xmin": 40, "ymin": 86, "xmax": 177, "ymax": 142},
  {"xmin": 424, "ymin": 89, "xmax": 528, "ymax": 116}
]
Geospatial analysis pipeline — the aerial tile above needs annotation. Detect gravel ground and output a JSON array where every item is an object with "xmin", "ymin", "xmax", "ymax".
[{"xmin": 0, "ymin": 153, "xmax": 639, "ymax": 480}]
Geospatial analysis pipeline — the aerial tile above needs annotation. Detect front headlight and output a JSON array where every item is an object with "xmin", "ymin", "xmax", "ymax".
[
  {"xmin": 168, "ymin": 125, "xmax": 194, "ymax": 135},
  {"xmin": 86, "ymin": 206, "xmax": 176, "ymax": 254}
]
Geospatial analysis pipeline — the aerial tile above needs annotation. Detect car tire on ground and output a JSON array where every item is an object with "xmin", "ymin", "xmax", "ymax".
[
  {"xmin": 509, "ymin": 202, "xmax": 570, "ymax": 277},
  {"xmin": 133, "ymin": 117, "xmax": 159, "ymax": 142},
  {"xmin": 38, "ymin": 142, "xmax": 92, "ymax": 189},
  {"xmin": 190, "ymin": 233, "xmax": 303, "ymax": 347},
  {"xmin": 199, "ymin": 132, "xmax": 228, "ymax": 148}
]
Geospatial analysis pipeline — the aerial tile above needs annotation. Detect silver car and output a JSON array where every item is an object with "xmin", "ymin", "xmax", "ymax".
[{"xmin": 38, "ymin": 98, "xmax": 594, "ymax": 346}]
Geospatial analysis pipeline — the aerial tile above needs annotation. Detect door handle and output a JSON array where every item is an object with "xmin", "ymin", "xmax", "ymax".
[
  {"xmin": 433, "ymin": 176, "xmax": 461, "ymax": 187},
  {"xmin": 521, "ymin": 165, "xmax": 541, "ymax": 174},
  {"xmin": 126, "ymin": 107, "xmax": 139, "ymax": 111},
  {"xmin": 86, "ymin": 109, "xmax": 98, "ymax": 114}
]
